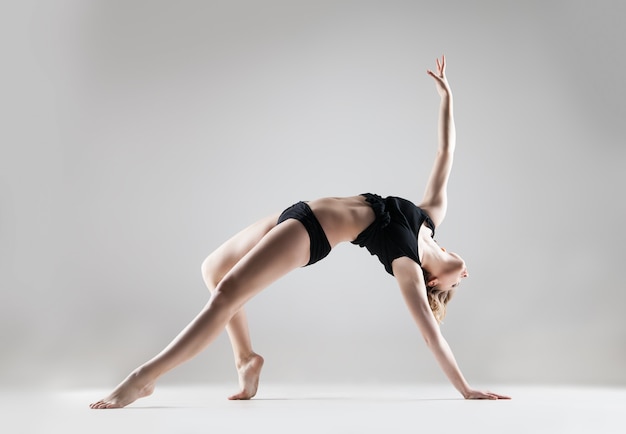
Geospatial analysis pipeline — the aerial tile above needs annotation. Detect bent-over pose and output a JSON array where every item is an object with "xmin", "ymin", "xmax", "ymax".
[{"xmin": 90, "ymin": 56, "xmax": 510, "ymax": 409}]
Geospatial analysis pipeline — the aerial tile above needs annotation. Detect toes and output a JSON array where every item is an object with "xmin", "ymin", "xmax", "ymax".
[
  {"xmin": 90, "ymin": 400, "xmax": 115, "ymax": 409},
  {"xmin": 228, "ymin": 392, "xmax": 249, "ymax": 400}
]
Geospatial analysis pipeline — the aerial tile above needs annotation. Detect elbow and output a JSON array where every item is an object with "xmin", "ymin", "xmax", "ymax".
[{"xmin": 421, "ymin": 331, "xmax": 443, "ymax": 349}]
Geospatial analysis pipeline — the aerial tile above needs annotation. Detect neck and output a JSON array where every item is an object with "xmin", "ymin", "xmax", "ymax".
[{"xmin": 420, "ymin": 236, "xmax": 449, "ymax": 275}]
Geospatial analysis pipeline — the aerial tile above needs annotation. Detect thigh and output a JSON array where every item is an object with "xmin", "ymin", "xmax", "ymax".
[
  {"xmin": 203, "ymin": 213, "xmax": 280, "ymax": 285},
  {"xmin": 216, "ymin": 219, "xmax": 310, "ymax": 305}
]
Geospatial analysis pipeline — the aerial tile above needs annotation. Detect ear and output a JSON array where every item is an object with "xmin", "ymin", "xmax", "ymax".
[{"xmin": 427, "ymin": 278, "xmax": 438, "ymax": 288}]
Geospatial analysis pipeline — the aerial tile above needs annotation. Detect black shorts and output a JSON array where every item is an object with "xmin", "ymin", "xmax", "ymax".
[{"xmin": 277, "ymin": 201, "xmax": 331, "ymax": 266}]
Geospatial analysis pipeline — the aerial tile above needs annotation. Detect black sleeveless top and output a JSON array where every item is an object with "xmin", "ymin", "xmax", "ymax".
[{"xmin": 351, "ymin": 193, "xmax": 435, "ymax": 276}]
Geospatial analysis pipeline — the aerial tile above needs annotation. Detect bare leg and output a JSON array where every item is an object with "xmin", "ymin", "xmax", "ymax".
[
  {"xmin": 90, "ymin": 219, "xmax": 310, "ymax": 409},
  {"xmin": 201, "ymin": 214, "xmax": 279, "ymax": 399}
]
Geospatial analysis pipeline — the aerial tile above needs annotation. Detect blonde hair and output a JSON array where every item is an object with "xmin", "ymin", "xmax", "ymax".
[
  {"xmin": 423, "ymin": 270, "xmax": 455, "ymax": 324},
  {"xmin": 427, "ymin": 287, "xmax": 455, "ymax": 324}
]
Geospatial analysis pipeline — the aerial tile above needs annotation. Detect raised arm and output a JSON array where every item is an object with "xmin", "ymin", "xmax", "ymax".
[
  {"xmin": 392, "ymin": 257, "xmax": 510, "ymax": 400},
  {"xmin": 419, "ymin": 56, "xmax": 456, "ymax": 227}
]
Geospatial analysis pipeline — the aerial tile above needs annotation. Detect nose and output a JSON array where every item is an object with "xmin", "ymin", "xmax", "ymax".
[{"xmin": 461, "ymin": 268, "xmax": 469, "ymax": 278}]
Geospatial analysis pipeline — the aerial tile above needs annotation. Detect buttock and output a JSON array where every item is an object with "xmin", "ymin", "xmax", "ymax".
[{"xmin": 277, "ymin": 201, "xmax": 332, "ymax": 266}]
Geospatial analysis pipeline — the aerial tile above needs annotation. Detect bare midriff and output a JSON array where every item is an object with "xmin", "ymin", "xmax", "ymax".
[{"xmin": 306, "ymin": 195, "xmax": 376, "ymax": 248}]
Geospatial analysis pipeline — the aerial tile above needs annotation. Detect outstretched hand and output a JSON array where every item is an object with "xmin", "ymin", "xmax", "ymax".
[
  {"xmin": 464, "ymin": 389, "xmax": 512, "ymax": 400},
  {"xmin": 427, "ymin": 55, "xmax": 451, "ymax": 98}
]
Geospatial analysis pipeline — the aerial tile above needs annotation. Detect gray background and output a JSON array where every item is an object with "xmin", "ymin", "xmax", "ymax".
[{"xmin": 1, "ymin": 0, "xmax": 624, "ymax": 390}]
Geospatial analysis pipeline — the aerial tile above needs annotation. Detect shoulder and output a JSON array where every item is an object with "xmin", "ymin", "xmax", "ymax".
[
  {"xmin": 392, "ymin": 256, "xmax": 426, "ymax": 284},
  {"xmin": 417, "ymin": 203, "xmax": 442, "ymax": 228},
  {"xmin": 391, "ymin": 258, "xmax": 430, "ymax": 302}
]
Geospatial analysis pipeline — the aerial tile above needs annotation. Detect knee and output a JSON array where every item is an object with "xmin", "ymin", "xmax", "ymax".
[
  {"xmin": 200, "ymin": 255, "xmax": 220, "ymax": 292},
  {"xmin": 211, "ymin": 276, "xmax": 246, "ymax": 314}
]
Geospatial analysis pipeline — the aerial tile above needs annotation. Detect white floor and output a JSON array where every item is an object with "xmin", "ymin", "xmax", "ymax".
[{"xmin": 4, "ymin": 383, "xmax": 625, "ymax": 434}]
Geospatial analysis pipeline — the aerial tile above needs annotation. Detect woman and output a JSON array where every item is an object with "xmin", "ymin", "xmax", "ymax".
[{"xmin": 90, "ymin": 56, "xmax": 510, "ymax": 409}]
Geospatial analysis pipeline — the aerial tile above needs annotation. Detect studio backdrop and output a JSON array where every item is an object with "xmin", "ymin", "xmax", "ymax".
[{"xmin": 1, "ymin": 0, "xmax": 624, "ymax": 390}]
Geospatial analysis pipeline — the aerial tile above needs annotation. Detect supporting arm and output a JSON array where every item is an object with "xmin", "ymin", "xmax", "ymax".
[{"xmin": 392, "ymin": 257, "xmax": 510, "ymax": 400}]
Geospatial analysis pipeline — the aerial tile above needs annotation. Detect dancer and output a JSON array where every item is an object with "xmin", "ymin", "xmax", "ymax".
[{"xmin": 90, "ymin": 56, "xmax": 510, "ymax": 409}]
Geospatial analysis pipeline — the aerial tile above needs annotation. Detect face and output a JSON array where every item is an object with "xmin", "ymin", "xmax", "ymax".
[{"xmin": 430, "ymin": 251, "xmax": 468, "ymax": 291}]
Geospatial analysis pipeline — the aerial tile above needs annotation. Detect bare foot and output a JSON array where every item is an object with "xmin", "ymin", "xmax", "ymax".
[
  {"xmin": 228, "ymin": 353, "xmax": 264, "ymax": 400},
  {"xmin": 90, "ymin": 368, "xmax": 155, "ymax": 409}
]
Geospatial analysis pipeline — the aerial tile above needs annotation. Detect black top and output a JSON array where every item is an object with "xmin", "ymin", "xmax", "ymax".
[{"xmin": 351, "ymin": 193, "xmax": 435, "ymax": 276}]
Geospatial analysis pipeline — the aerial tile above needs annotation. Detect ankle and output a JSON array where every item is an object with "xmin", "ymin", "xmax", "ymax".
[
  {"xmin": 235, "ymin": 352, "xmax": 261, "ymax": 370},
  {"xmin": 132, "ymin": 364, "xmax": 159, "ymax": 383}
]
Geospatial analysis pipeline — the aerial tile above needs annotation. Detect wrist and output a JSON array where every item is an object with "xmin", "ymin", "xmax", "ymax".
[{"xmin": 459, "ymin": 384, "xmax": 472, "ymax": 399}]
